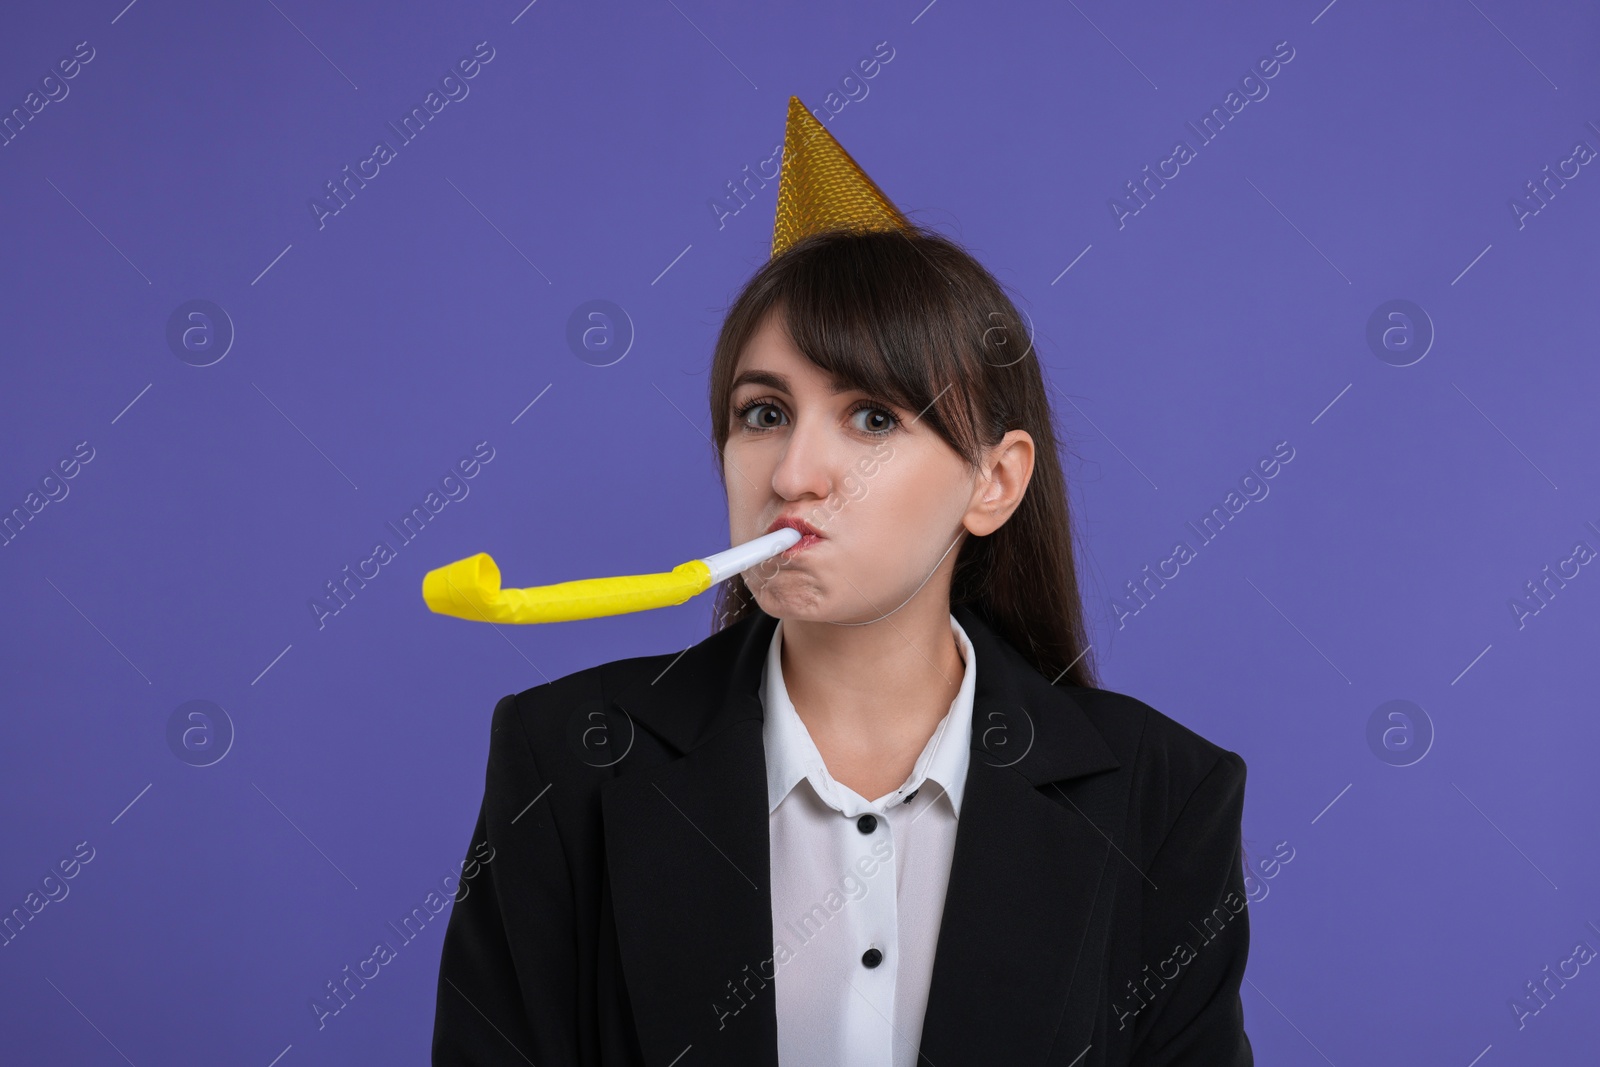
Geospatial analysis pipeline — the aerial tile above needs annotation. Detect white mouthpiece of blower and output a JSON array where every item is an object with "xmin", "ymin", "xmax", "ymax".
[{"xmin": 700, "ymin": 527, "xmax": 802, "ymax": 583}]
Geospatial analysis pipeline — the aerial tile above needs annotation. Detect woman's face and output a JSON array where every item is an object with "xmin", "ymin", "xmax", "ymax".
[{"xmin": 723, "ymin": 308, "xmax": 1034, "ymax": 624}]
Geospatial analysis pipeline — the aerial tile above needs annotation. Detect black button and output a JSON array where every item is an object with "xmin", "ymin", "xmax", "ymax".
[
  {"xmin": 861, "ymin": 947, "xmax": 883, "ymax": 968},
  {"xmin": 902, "ymin": 788, "xmax": 919, "ymax": 805},
  {"xmin": 856, "ymin": 813, "xmax": 877, "ymax": 834}
]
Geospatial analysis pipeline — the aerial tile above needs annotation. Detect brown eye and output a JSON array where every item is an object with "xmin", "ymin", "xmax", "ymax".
[
  {"xmin": 735, "ymin": 398, "xmax": 787, "ymax": 430},
  {"xmin": 849, "ymin": 403, "xmax": 899, "ymax": 436}
]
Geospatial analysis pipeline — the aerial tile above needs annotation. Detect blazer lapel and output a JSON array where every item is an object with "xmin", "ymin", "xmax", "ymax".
[
  {"xmin": 599, "ymin": 604, "xmax": 1122, "ymax": 1067},
  {"xmin": 917, "ymin": 603, "xmax": 1124, "ymax": 1065},
  {"xmin": 601, "ymin": 611, "xmax": 783, "ymax": 1067}
]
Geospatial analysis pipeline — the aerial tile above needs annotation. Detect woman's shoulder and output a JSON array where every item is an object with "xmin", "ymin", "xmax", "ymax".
[
  {"xmin": 1062, "ymin": 682, "xmax": 1247, "ymax": 812},
  {"xmin": 488, "ymin": 650, "xmax": 648, "ymax": 720},
  {"xmin": 491, "ymin": 615, "xmax": 768, "ymax": 752},
  {"xmin": 483, "ymin": 643, "xmax": 701, "ymax": 776}
]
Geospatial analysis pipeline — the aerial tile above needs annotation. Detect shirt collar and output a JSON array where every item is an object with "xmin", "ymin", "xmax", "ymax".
[{"xmin": 761, "ymin": 613, "xmax": 976, "ymax": 818}]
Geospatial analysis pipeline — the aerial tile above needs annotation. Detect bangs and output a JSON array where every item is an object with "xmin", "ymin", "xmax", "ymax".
[{"xmin": 717, "ymin": 228, "xmax": 987, "ymax": 463}]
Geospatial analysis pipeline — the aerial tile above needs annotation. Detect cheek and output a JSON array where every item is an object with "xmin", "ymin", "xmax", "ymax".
[
  {"xmin": 723, "ymin": 443, "xmax": 772, "ymax": 510},
  {"xmin": 721, "ymin": 439, "xmax": 747, "ymax": 485},
  {"xmin": 851, "ymin": 456, "xmax": 952, "ymax": 539}
]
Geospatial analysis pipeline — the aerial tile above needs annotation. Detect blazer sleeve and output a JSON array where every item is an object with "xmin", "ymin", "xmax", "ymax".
[
  {"xmin": 433, "ymin": 692, "xmax": 580, "ymax": 1066},
  {"xmin": 1128, "ymin": 749, "xmax": 1253, "ymax": 1066}
]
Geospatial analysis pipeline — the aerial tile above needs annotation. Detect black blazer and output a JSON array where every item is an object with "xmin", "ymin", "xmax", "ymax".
[{"xmin": 433, "ymin": 603, "xmax": 1253, "ymax": 1066}]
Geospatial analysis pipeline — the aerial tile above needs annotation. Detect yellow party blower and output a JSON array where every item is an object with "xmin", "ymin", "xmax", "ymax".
[{"xmin": 421, "ymin": 527, "xmax": 801, "ymax": 624}]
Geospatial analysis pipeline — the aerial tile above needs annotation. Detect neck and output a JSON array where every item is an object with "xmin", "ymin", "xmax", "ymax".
[{"xmin": 778, "ymin": 599, "xmax": 966, "ymax": 756}]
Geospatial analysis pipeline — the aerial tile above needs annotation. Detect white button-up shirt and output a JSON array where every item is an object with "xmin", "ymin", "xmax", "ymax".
[{"xmin": 761, "ymin": 613, "xmax": 977, "ymax": 1067}]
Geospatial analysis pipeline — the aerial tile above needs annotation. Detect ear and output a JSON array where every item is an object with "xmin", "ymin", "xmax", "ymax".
[{"xmin": 963, "ymin": 430, "xmax": 1034, "ymax": 536}]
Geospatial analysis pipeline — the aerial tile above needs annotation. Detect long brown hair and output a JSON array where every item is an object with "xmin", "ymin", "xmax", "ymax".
[{"xmin": 705, "ymin": 225, "xmax": 1100, "ymax": 689}]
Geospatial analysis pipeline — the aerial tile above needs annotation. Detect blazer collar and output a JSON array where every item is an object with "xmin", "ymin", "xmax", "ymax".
[
  {"xmin": 600, "ymin": 604, "xmax": 1122, "ymax": 1067},
  {"xmin": 607, "ymin": 603, "xmax": 1120, "ymax": 788}
]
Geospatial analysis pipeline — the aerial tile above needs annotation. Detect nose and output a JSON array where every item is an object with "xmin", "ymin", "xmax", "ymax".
[{"xmin": 769, "ymin": 409, "xmax": 838, "ymax": 505}]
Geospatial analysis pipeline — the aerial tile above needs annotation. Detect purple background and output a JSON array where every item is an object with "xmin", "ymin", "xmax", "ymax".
[{"xmin": 3, "ymin": 0, "xmax": 1598, "ymax": 1063}]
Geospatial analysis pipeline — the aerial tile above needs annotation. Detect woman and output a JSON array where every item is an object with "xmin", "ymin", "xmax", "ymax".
[{"xmin": 433, "ymin": 104, "xmax": 1252, "ymax": 1067}]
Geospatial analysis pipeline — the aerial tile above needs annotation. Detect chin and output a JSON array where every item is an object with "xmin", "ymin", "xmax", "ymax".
[{"xmin": 751, "ymin": 581, "xmax": 829, "ymax": 619}]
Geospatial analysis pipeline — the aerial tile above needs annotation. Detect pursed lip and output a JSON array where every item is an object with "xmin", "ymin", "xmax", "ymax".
[{"xmin": 767, "ymin": 515, "xmax": 825, "ymax": 539}]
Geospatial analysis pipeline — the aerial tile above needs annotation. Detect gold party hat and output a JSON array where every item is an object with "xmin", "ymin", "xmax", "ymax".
[{"xmin": 771, "ymin": 96, "xmax": 911, "ymax": 258}]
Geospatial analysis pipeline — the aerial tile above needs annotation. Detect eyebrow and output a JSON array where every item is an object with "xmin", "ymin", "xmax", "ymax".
[{"xmin": 730, "ymin": 369, "xmax": 857, "ymax": 396}]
